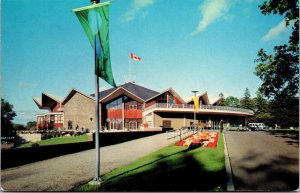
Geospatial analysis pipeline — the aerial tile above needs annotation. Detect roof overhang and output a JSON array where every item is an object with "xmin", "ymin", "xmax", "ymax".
[
  {"xmin": 145, "ymin": 88, "xmax": 186, "ymax": 104},
  {"xmin": 186, "ymin": 92, "xmax": 209, "ymax": 105},
  {"xmin": 62, "ymin": 88, "xmax": 95, "ymax": 105},
  {"xmin": 150, "ymin": 109, "xmax": 253, "ymax": 117},
  {"xmin": 33, "ymin": 97, "xmax": 49, "ymax": 110},
  {"xmin": 100, "ymin": 87, "xmax": 145, "ymax": 104},
  {"xmin": 41, "ymin": 93, "xmax": 61, "ymax": 109}
]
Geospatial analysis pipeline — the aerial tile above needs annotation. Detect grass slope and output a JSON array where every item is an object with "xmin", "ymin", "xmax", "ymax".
[
  {"xmin": 75, "ymin": 133, "xmax": 226, "ymax": 192},
  {"xmin": 18, "ymin": 134, "xmax": 88, "ymax": 148}
]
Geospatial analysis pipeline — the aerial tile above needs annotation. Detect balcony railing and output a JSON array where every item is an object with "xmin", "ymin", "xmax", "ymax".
[{"xmin": 144, "ymin": 103, "xmax": 254, "ymax": 115}]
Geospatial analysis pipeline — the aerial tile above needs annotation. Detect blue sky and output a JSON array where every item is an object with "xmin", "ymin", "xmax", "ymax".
[{"xmin": 2, "ymin": 0, "xmax": 292, "ymax": 124}]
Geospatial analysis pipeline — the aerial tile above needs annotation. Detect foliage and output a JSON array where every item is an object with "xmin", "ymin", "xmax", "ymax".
[
  {"xmin": 218, "ymin": 92, "xmax": 226, "ymax": 106},
  {"xmin": 13, "ymin": 124, "xmax": 26, "ymax": 130},
  {"xmin": 269, "ymin": 97, "xmax": 299, "ymax": 128},
  {"xmin": 224, "ymin": 96, "xmax": 240, "ymax": 108},
  {"xmin": 26, "ymin": 121, "xmax": 37, "ymax": 130},
  {"xmin": 74, "ymin": 134, "xmax": 226, "ymax": 192},
  {"xmin": 255, "ymin": 0, "xmax": 299, "ymax": 101},
  {"xmin": 1, "ymin": 98, "xmax": 17, "ymax": 136},
  {"xmin": 240, "ymin": 88, "xmax": 255, "ymax": 111}
]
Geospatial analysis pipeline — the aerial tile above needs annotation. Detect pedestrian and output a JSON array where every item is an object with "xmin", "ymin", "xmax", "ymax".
[{"xmin": 220, "ymin": 119, "xmax": 224, "ymax": 133}]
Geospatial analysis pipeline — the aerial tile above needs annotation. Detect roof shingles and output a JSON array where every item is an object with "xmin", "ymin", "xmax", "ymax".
[{"xmin": 91, "ymin": 82, "xmax": 159, "ymax": 102}]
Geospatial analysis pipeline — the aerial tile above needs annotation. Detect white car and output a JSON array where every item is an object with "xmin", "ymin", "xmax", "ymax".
[{"xmin": 248, "ymin": 123, "xmax": 267, "ymax": 131}]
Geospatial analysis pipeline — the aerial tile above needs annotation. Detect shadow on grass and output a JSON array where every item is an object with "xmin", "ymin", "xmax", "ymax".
[{"xmin": 98, "ymin": 147, "xmax": 226, "ymax": 192}]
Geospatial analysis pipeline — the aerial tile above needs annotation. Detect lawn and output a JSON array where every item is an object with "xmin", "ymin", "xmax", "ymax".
[
  {"xmin": 17, "ymin": 134, "xmax": 88, "ymax": 148},
  {"xmin": 74, "ymin": 133, "xmax": 227, "ymax": 192}
]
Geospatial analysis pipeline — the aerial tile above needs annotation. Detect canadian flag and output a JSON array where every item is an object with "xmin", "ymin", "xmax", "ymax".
[{"xmin": 130, "ymin": 53, "xmax": 141, "ymax": 61}]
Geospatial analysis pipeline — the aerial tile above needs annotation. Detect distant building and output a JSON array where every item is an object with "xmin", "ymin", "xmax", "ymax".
[
  {"xmin": 33, "ymin": 93, "xmax": 64, "ymax": 130},
  {"xmin": 33, "ymin": 82, "xmax": 254, "ymax": 131}
]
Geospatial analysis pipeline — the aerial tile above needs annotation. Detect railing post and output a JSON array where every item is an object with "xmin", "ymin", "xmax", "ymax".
[{"xmin": 180, "ymin": 128, "xmax": 181, "ymax": 140}]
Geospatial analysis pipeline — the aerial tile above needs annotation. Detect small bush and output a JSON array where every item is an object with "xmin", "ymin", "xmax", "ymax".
[{"xmin": 31, "ymin": 143, "xmax": 39, "ymax": 147}]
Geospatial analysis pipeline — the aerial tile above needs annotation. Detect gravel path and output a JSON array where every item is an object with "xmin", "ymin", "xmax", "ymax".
[
  {"xmin": 224, "ymin": 131, "xmax": 299, "ymax": 191},
  {"xmin": 1, "ymin": 131, "xmax": 192, "ymax": 191}
]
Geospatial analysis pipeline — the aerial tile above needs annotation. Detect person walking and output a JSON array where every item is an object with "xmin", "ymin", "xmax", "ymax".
[{"xmin": 219, "ymin": 119, "xmax": 224, "ymax": 133}]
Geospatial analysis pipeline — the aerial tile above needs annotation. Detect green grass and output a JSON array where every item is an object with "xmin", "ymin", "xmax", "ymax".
[
  {"xmin": 74, "ymin": 133, "xmax": 226, "ymax": 192},
  {"xmin": 17, "ymin": 134, "xmax": 88, "ymax": 148}
]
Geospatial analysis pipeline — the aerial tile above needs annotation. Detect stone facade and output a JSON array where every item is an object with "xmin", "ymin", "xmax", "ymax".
[{"xmin": 63, "ymin": 92, "xmax": 95, "ymax": 131}]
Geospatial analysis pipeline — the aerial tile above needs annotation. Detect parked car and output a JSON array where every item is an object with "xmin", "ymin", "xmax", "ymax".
[{"xmin": 248, "ymin": 123, "xmax": 267, "ymax": 131}]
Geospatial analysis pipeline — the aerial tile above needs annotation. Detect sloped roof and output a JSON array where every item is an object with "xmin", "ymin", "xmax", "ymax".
[
  {"xmin": 209, "ymin": 96, "xmax": 222, "ymax": 105},
  {"xmin": 186, "ymin": 92, "xmax": 210, "ymax": 105},
  {"xmin": 62, "ymin": 88, "xmax": 95, "ymax": 105},
  {"xmin": 145, "ymin": 88, "xmax": 186, "ymax": 104},
  {"xmin": 43, "ymin": 93, "xmax": 64, "ymax": 103},
  {"xmin": 91, "ymin": 82, "xmax": 159, "ymax": 102},
  {"xmin": 33, "ymin": 97, "xmax": 49, "ymax": 110}
]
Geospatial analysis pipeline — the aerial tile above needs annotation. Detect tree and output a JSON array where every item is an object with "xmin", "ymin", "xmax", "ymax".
[
  {"xmin": 254, "ymin": 0, "xmax": 299, "ymax": 101},
  {"xmin": 224, "ymin": 96, "xmax": 240, "ymax": 108},
  {"xmin": 218, "ymin": 92, "xmax": 226, "ymax": 106},
  {"xmin": 26, "ymin": 121, "xmax": 37, "ymax": 130},
  {"xmin": 251, "ymin": 92, "xmax": 273, "ymax": 126},
  {"xmin": 13, "ymin": 124, "xmax": 26, "ymax": 130},
  {"xmin": 240, "ymin": 88, "xmax": 255, "ymax": 111},
  {"xmin": 253, "ymin": 92, "xmax": 269, "ymax": 113},
  {"xmin": 269, "ymin": 97, "xmax": 299, "ymax": 128},
  {"xmin": 1, "ymin": 98, "xmax": 17, "ymax": 136}
]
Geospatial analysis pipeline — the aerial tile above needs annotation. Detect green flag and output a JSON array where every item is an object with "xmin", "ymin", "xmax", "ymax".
[{"xmin": 73, "ymin": 2, "xmax": 116, "ymax": 87}]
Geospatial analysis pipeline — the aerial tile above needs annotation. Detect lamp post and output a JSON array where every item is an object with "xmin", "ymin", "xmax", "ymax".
[{"xmin": 191, "ymin": 90, "xmax": 198, "ymax": 131}]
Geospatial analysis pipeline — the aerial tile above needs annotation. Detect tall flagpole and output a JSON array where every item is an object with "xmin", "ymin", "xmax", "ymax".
[
  {"xmin": 92, "ymin": 0, "xmax": 101, "ymax": 184},
  {"xmin": 128, "ymin": 53, "xmax": 132, "ymax": 82}
]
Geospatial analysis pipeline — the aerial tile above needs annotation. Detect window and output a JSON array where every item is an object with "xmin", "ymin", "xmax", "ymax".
[
  {"xmin": 129, "ymin": 121, "xmax": 137, "ymax": 130},
  {"xmin": 129, "ymin": 105, "xmax": 137, "ymax": 110}
]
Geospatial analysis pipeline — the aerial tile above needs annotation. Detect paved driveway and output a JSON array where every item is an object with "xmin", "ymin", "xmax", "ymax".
[
  {"xmin": 1, "ymin": 130, "xmax": 192, "ymax": 191},
  {"xmin": 224, "ymin": 131, "xmax": 299, "ymax": 191}
]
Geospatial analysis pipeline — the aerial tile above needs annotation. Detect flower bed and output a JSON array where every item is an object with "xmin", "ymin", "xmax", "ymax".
[{"xmin": 175, "ymin": 131, "xmax": 219, "ymax": 148}]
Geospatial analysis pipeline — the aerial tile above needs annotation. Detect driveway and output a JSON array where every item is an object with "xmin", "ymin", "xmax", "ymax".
[
  {"xmin": 1, "ymin": 130, "xmax": 191, "ymax": 191},
  {"xmin": 224, "ymin": 131, "xmax": 299, "ymax": 191}
]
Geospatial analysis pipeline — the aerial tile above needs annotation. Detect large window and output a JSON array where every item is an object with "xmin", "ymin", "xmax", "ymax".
[
  {"xmin": 125, "ymin": 100, "xmax": 142, "ymax": 110},
  {"xmin": 156, "ymin": 92, "xmax": 174, "ymax": 104}
]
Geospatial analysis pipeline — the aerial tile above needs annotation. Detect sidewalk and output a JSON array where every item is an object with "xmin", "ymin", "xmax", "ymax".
[{"xmin": 1, "ymin": 131, "xmax": 192, "ymax": 191}]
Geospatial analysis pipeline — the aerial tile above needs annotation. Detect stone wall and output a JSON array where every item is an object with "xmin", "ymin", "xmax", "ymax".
[
  {"xmin": 16, "ymin": 133, "xmax": 41, "ymax": 143},
  {"xmin": 63, "ymin": 92, "xmax": 95, "ymax": 131}
]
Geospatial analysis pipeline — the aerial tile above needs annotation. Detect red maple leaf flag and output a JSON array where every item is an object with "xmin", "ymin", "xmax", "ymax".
[{"xmin": 130, "ymin": 53, "xmax": 141, "ymax": 61}]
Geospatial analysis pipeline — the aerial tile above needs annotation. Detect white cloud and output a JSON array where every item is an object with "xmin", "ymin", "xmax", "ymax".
[
  {"xmin": 19, "ymin": 81, "xmax": 39, "ymax": 88},
  {"xmin": 123, "ymin": 0, "xmax": 154, "ymax": 22},
  {"xmin": 261, "ymin": 20, "xmax": 288, "ymax": 41},
  {"xmin": 190, "ymin": 0, "xmax": 232, "ymax": 36}
]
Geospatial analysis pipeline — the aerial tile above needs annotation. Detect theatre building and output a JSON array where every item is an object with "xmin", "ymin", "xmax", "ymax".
[{"xmin": 33, "ymin": 82, "xmax": 254, "ymax": 131}]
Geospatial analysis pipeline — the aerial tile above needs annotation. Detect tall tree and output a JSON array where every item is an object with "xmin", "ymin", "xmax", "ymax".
[
  {"xmin": 1, "ymin": 98, "xmax": 17, "ymax": 136},
  {"xmin": 218, "ymin": 92, "xmax": 226, "ymax": 106},
  {"xmin": 240, "ymin": 88, "xmax": 255, "ymax": 111},
  {"xmin": 224, "ymin": 96, "xmax": 240, "ymax": 108},
  {"xmin": 251, "ymin": 92, "xmax": 273, "ymax": 126},
  {"xmin": 254, "ymin": 0, "xmax": 299, "ymax": 101}
]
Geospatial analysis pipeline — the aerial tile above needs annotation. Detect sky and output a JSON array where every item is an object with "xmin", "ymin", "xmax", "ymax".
[{"xmin": 2, "ymin": 0, "xmax": 293, "ymax": 124}]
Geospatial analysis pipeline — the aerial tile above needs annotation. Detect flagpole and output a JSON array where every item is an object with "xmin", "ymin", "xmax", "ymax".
[
  {"xmin": 129, "ymin": 53, "xmax": 132, "ymax": 82},
  {"xmin": 92, "ymin": 0, "xmax": 101, "ymax": 184}
]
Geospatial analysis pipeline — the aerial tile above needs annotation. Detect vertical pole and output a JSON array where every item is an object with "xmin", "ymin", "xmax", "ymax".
[
  {"xmin": 129, "ymin": 53, "xmax": 132, "ymax": 82},
  {"xmin": 93, "ymin": 0, "xmax": 101, "ymax": 182},
  {"xmin": 94, "ymin": 74, "xmax": 101, "ymax": 182},
  {"xmin": 191, "ymin": 90, "xmax": 198, "ymax": 132}
]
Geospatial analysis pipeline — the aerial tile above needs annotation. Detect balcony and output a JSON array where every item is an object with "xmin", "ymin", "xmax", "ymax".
[{"xmin": 143, "ymin": 103, "xmax": 254, "ymax": 116}]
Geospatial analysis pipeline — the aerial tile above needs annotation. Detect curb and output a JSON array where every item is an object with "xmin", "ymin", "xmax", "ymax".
[{"xmin": 223, "ymin": 133, "xmax": 235, "ymax": 191}]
